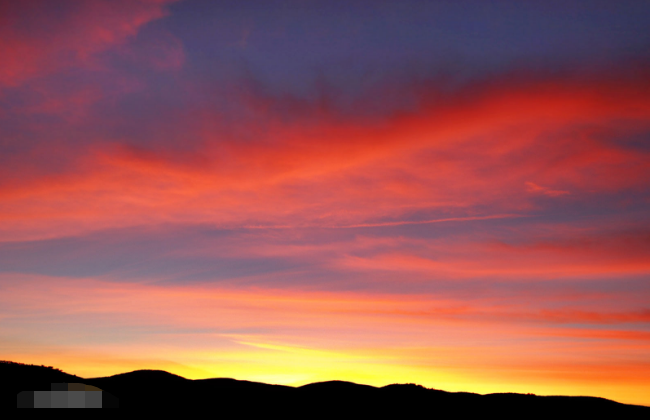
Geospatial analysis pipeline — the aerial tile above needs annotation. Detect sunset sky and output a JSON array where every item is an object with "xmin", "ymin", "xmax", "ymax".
[{"xmin": 1, "ymin": 0, "xmax": 650, "ymax": 406}]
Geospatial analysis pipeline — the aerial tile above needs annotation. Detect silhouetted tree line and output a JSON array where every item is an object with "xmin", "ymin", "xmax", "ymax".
[{"xmin": 0, "ymin": 360, "xmax": 62, "ymax": 372}]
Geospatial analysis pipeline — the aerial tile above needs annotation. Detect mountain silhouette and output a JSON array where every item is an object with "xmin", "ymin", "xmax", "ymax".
[{"xmin": 2, "ymin": 360, "xmax": 649, "ymax": 413}]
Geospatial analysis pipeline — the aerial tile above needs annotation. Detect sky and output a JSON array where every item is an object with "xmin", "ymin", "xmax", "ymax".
[{"xmin": 1, "ymin": 0, "xmax": 650, "ymax": 406}]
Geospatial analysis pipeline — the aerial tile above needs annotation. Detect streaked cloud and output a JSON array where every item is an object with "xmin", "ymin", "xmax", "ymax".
[{"xmin": 1, "ymin": 0, "xmax": 649, "ymax": 407}]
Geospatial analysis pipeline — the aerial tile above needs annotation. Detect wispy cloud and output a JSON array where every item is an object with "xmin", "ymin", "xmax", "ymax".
[{"xmin": 525, "ymin": 182, "xmax": 570, "ymax": 197}]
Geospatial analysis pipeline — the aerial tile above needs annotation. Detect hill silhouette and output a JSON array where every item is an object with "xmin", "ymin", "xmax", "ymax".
[{"xmin": 2, "ymin": 360, "xmax": 649, "ymax": 413}]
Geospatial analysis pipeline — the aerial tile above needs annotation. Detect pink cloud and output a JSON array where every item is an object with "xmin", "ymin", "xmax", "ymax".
[
  {"xmin": 0, "ymin": 0, "xmax": 179, "ymax": 88},
  {"xmin": 525, "ymin": 182, "xmax": 570, "ymax": 196}
]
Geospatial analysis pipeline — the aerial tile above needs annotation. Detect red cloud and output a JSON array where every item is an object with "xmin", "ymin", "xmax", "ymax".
[
  {"xmin": 525, "ymin": 182, "xmax": 570, "ymax": 197},
  {"xmin": 332, "ymin": 227, "xmax": 650, "ymax": 286},
  {"xmin": 1, "ymin": 66, "xmax": 649, "ymax": 240},
  {"xmin": 0, "ymin": 0, "xmax": 178, "ymax": 88}
]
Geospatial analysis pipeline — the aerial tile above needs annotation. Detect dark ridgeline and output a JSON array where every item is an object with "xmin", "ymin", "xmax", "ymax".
[{"xmin": 2, "ymin": 360, "xmax": 649, "ymax": 414}]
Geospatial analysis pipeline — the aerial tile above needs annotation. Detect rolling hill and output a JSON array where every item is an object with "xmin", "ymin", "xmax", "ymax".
[{"xmin": 2, "ymin": 360, "xmax": 648, "ymax": 413}]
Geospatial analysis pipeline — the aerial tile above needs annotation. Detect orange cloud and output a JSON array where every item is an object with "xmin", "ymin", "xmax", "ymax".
[{"xmin": 2, "ymin": 274, "xmax": 649, "ymax": 405}]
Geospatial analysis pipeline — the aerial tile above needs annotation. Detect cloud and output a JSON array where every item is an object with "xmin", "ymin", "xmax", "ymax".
[
  {"xmin": 2, "ymin": 3, "xmax": 650, "ymax": 405},
  {"xmin": 0, "ymin": 0, "xmax": 178, "ymax": 88},
  {"xmin": 525, "ymin": 182, "xmax": 570, "ymax": 197},
  {"xmin": 331, "ymin": 227, "xmax": 650, "ymax": 286},
  {"xmin": 1, "ymin": 64, "xmax": 649, "ymax": 241}
]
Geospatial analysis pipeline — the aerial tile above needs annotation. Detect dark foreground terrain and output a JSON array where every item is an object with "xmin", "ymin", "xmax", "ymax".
[{"xmin": 2, "ymin": 360, "xmax": 649, "ymax": 413}]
